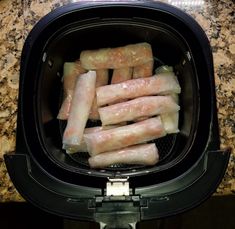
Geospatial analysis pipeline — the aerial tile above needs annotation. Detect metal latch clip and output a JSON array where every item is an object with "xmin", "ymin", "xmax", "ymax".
[{"xmin": 106, "ymin": 177, "xmax": 129, "ymax": 196}]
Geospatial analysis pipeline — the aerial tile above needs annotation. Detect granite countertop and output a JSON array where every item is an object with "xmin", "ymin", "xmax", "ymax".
[{"xmin": 0, "ymin": 0, "xmax": 234, "ymax": 202}]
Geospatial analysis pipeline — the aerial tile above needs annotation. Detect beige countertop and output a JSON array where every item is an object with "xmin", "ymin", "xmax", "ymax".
[{"xmin": 0, "ymin": 0, "xmax": 234, "ymax": 202}]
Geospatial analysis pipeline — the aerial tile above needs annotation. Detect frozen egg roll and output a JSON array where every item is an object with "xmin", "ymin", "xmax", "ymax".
[
  {"xmin": 98, "ymin": 96, "xmax": 180, "ymax": 126},
  {"xmin": 96, "ymin": 72, "xmax": 181, "ymax": 107},
  {"xmin": 84, "ymin": 117, "xmax": 166, "ymax": 155},
  {"xmin": 63, "ymin": 71, "xmax": 96, "ymax": 149},
  {"xmin": 80, "ymin": 42, "xmax": 153, "ymax": 70},
  {"xmin": 57, "ymin": 61, "xmax": 86, "ymax": 120},
  {"xmin": 88, "ymin": 144, "xmax": 159, "ymax": 168}
]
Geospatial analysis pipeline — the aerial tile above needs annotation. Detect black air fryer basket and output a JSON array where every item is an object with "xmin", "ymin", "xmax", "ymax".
[{"xmin": 4, "ymin": 1, "xmax": 230, "ymax": 228}]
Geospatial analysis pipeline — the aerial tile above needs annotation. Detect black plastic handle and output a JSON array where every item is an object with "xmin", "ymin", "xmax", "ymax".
[{"xmin": 4, "ymin": 149, "xmax": 230, "ymax": 223}]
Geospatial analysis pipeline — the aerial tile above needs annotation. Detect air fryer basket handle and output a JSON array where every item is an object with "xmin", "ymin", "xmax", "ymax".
[{"xmin": 4, "ymin": 149, "xmax": 230, "ymax": 225}]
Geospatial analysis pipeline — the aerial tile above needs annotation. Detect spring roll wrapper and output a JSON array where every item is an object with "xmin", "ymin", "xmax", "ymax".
[
  {"xmin": 170, "ymin": 93, "xmax": 179, "ymax": 103},
  {"xmin": 84, "ymin": 117, "xmax": 166, "ymax": 155},
  {"xmin": 96, "ymin": 72, "xmax": 181, "ymax": 106},
  {"xmin": 99, "ymin": 95, "xmax": 180, "ymax": 126},
  {"xmin": 155, "ymin": 65, "xmax": 174, "ymax": 74},
  {"xmin": 110, "ymin": 67, "xmax": 133, "ymax": 124},
  {"xmin": 161, "ymin": 112, "xmax": 179, "ymax": 134},
  {"xmin": 66, "ymin": 125, "xmax": 119, "ymax": 154},
  {"xmin": 134, "ymin": 79, "xmax": 166, "ymax": 122},
  {"xmin": 132, "ymin": 60, "xmax": 154, "ymax": 78},
  {"xmin": 134, "ymin": 94, "xmax": 179, "ymax": 123},
  {"xmin": 111, "ymin": 67, "xmax": 133, "ymax": 84},
  {"xmin": 88, "ymin": 143, "xmax": 159, "ymax": 168},
  {"xmin": 80, "ymin": 42, "xmax": 153, "ymax": 70},
  {"xmin": 57, "ymin": 61, "xmax": 86, "ymax": 120},
  {"xmin": 89, "ymin": 69, "xmax": 109, "ymax": 120},
  {"xmin": 160, "ymin": 94, "xmax": 179, "ymax": 134},
  {"xmin": 62, "ymin": 71, "xmax": 96, "ymax": 149}
]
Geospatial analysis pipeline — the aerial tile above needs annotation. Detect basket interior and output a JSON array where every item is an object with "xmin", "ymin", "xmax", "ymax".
[{"xmin": 37, "ymin": 19, "xmax": 198, "ymax": 177}]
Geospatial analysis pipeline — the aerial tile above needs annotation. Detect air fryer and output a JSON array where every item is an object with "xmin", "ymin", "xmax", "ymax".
[{"xmin": 4, "ymin": 1, "xmax": 230, "ymax": 228}]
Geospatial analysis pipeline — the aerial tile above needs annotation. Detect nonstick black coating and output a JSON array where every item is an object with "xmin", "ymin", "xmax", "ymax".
[{"xmin": 37, "ymin": 19, "xmax": 198, "ymax": 177}]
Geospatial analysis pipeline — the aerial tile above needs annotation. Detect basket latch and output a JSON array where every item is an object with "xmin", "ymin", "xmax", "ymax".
[{"xmin": 106, "ymin": 177, "xmax": 129, "ymax": 196}]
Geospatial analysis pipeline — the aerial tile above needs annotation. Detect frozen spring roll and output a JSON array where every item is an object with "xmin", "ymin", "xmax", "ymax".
[
  {"xmin": 98, "ymin": 95, "xmax": 180, "ymax": 126},
  {"xmin": 80, "ymin": 42, "xmax": 153, "ymax": 70},
  {"xmin": 132, "ymin": 60, "xmax": 154, "ymax": 78},
  {"xmin": 88, "ymin": 144, "xmax": 159, "ymax": 168},
  {"xmin": 96, "ymin": 72, "xmax": 181, "ymax": 106},
  {"xmin": 89, "ymin": 69, "xmax": 109, "ymax": 120},
  {"xmin": 111, "ymin": 67, "xmax": 133, "ymax": 84},
  {"xmin": 63, "ymin": 71, "xmax": 96, "ymax": 149},
  {"xmin": 57, "ymin": 61, "xmax": 86, "ymax": 120},
  {"xmin": 84, "ymin": 117, "xmax": 166, "ymax": 155}
]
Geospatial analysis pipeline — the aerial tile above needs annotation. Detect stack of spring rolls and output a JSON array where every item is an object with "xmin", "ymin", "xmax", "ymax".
[{"xmin": 57, "ymin": 43, "xmax": 181, "ymax": 168}]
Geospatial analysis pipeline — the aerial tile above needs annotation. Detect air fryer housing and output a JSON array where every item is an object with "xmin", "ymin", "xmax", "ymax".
[{"xmin": 4, "ymin": 1, "xmax": 230, "ymax": 228}]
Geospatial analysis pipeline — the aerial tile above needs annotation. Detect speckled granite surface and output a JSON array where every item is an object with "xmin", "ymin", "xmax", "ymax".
[{"xmin": 0, "ymin": 0, "xmax": 234, "ymax": 201}]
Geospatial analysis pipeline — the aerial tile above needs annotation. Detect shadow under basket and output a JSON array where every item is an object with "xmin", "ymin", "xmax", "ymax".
[{"xmin": 4, "ymin": 1, "xmax": 230, "ymax": 228}]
